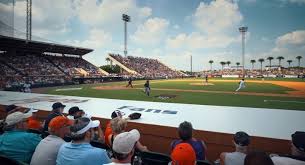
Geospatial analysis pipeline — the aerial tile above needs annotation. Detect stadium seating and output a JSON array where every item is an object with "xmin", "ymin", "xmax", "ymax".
[
  {"xmin": 0, "ymin": 155, "xmax": 27, "ymax": 165},
  {"xmin": 197, "ymin": 160, "xmax": 214, "ymax": 165},
  {"xmin": 140, "ymin": 151, "xmax": 172, "ymax": 165}
]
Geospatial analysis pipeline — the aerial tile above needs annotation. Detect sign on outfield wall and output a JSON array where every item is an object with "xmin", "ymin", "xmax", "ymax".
[
  {"xmin": 0, "ymin": 91, "xmax": 305, "ymax": 140},
  {"xmin": 222, "ymin": 75, "xmax": 239, "ymax": 78}
]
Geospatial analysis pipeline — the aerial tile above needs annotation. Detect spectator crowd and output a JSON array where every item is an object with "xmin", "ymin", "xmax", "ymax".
[{"xmin": 0, "ymin": 103, "xmax": 304, "ymax": 165}]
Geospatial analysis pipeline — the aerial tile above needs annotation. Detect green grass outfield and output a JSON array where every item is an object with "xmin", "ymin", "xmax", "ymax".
[{"xmin": 42, "ymin": 78, "xmax": 305, "ymax": 111}]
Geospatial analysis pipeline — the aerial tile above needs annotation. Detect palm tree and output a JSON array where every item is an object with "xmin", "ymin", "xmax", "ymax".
[
  {"xmin": 226, "ymin": 61, "xmax": 231, "ymax": 67},
  {"xmin": 266, "ymin": 56, "xmax": 274, "ymax": 68},
  {"xmin": 220, "ymin": 61, "xmax": 226, "ymax": 71},
  {"xmin": 250, "ymin": 60, "xmax": 256, "ymax": 70},
  {"xmin": 296, "ymin": 56, "xmax": 302, "ymax": 68},
  {"xmin": 258, "ymin": 58, "xmax": 265, "ymax": 74},
  {"xmin": 236, "ymin": 62, "xmax": 240, "ymax": 69},
  {"xmin": 276, "ymin": 56, "xmax": 284, "ymax": 67},
  {"xmin": 287, "ymin": 60, "xmax": 292, "ymax": 68},
  {"xmin": 209, "ymin": 60, "xmax": 214, "ymax": 71}
]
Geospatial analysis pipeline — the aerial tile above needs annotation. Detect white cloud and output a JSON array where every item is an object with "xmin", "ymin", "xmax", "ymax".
[
  {"xmin": 131, "ymin": 17, "xmax": 169, "ymax": 45},
  {"xmin": 276, "ymin": 30, "xmax": 305, "ymax": 47},
  {"xmin": 192, "ymin": 0, "xmax": 243, "ymax": 35},
  {"xmin": 74, "ymin": 0, "xmax": 151, "ymax": 28},
  {"xmin": 65, "ymin": 29, "xmax": 112, "ymax": 49}
]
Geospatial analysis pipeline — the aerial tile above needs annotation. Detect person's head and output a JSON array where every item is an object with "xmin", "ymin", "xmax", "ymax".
[
  {"xmin": 111, "ymin": 110, "xmax": 123, "ymax": 119},
  {"xmin": 4, "ymin": 111, "xmax": 32, "ymax": 131},
  {"xmin": 70, "ymin": 117, "xmax": 100, "ymax": 142},
  {"xmin": 68, "ymin": 106, "xmax": 83, "ymax": 119},
  {"xmin": 291, "ymin": 131, "xmax": 305, "ymax": 157},
  {"xmin": 112, "ymin": 129, "xmax": 140, "ymax": 162},
  {"xmin": 234, "ymin": 131, "xmax": 250, "ymax": 151},
  {"xmin": 111, "ymin": 117, "xmax": 127, "ymax": 134},
  {"xmin": 48, "ymin": 116, "xmax": 73, "ymax": 138},
  {"xmin": 178, "ymin": 121, "xmax": 193, "ymax": 141},
  {"xmin": 52, "ymin": 102, "xmax": 66, "ymax": 114},
  {"xmin": 242, "ymin": 78, "xmax": 245, "ymax": 81},
  {"xmin": 171, "ymin": 143, "xmax": 196, "ymax": 165},
  {"xmin": 244, "ymin": 151, "xmax": 274, "ymax": 165}
]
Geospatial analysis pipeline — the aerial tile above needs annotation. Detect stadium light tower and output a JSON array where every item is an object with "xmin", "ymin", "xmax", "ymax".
[
  {"xmin": 190, "ymin": 54, "xmax": 193, "ymax": 75},
  {"xmin": 239, "ymin": 26, "xmax": 248, "ymax": 78},
  {"xmin": 26, "ymin": 0, "xmax": 32, "ymax": 41},
  {"xmin": 122, "ymin": 14, "xmax": 130, "ymax": 57}
]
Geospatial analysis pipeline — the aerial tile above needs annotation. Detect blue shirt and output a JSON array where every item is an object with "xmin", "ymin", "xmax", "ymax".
[
  {"xmin": 56, "ymin": 142, "xmax": 111, "ymax": 165},
  {"xmin": 0, "ymin": 130, "xmax": 42, "ymax": 163}
]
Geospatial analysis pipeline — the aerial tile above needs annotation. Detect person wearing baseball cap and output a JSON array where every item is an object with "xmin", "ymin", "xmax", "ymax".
[
  {"xmin": 105, "ymin": 129, "xmax": 140, "ymax": 165},
  {"xmin": 27, "ymin": 109, "xmax": 42, "ymax": 131},
  {"xmin": 219, "ymin": 131, "xmax": 250, "ymax": 165},
  {"xmin": 56, "ymin": 117, "xmax": 110, "ymax": 165},
  {"xmin": 67, "ymin": 106, "xmax": 83, "ymax": 120},
  {"xmin": 271, "ymin": 131, "xmax": 305, "ymax": 165},
  {"xmin": 30, "ymin": 116, "xmax": 72, "ymax": 165},
  {"xmin": 43, "ymin": 102, "xmax": 66, "ymax": 132},
  {"xmin": 104, "ymin": 110, "xmax": 124, "ymax": 146},
  {"xmin": 171, "ymin": 143, "xmax": 196, "ymax": 165},
  {"xmin": 0, "ymin": 111, "xmax": 42, "ymax": 163}
]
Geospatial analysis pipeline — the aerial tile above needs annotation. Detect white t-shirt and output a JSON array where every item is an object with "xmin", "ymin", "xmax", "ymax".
[
  {"xmin": 225, "ymin": 152, "xmax": 246, "ymax": 165},
  {"xmin": 105, "ymin": 162, "xmax": 131, "ymax": 165},
  {"xmin": 272, "ymin": 156, "xmax": 305, "ymax": 165},
  {"xmin": 239, "ymin": 80, "xmax": 245, "ymax": 87}
]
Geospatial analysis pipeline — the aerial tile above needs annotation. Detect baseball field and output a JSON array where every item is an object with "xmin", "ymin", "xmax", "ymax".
[{"xmin": 37, "ymin": 78, "xmax": 305, "ymax": 111}]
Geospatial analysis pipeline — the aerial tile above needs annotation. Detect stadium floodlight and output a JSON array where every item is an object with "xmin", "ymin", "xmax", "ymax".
[
  {"xmin": 26, "ymin": 0, "xmax": 32, "ymax": 41},
  {"xmin": 122, "ymin": 14, "xmax": 131, "ymax": 57},
  {"xmin": 239, "ymin": 26, "xmax": 248, "ymax": 78}
]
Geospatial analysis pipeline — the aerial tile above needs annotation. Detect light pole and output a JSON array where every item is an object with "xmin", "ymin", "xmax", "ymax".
[
  {"xmin": 190, "ymin": 54, "xmax": 192, "ymax": 75},
  {"xmin": 122, "ymin": 14, "xmax": 130, "ymax": 57},
  {"xmin": 239, "ymin": 26, "xmax": 248, "ymax": 78}
]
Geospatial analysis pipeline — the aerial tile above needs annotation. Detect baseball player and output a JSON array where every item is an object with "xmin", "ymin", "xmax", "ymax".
[
  {"xmin": 144, "ymin": 80, "xmax": 150, "ymax": 96},
  {"xmin": 235, "ymin": 78, "xmax": 245, "ymax": 93},
  {"xmin": 205, "ymin": 74, "xmax": 208, "ymax": 85},
  {"xmin": 23, "ymin": 81, "xmax": 31, "ymax": 93},
  {"xmin": 126, "ymin": 77, "xmax": 133, "ymax": 88}
]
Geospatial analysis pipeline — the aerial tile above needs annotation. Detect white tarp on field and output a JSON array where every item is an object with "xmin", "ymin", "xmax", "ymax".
[{"xmin": 0, "ymin": 91, "xmax": 304, "ymax": 140}]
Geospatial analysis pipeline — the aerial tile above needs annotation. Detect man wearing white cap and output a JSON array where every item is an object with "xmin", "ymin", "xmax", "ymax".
[
  {"xmin": 0, "ymin": 111, "xmax": 42, "ymax": 163},
  {"xmin": 105, "ymin": 129, "xmax": 140, "ymax": 165},
  {"xmin": 56, "ymin": 117, "xmax": 111, "ymax": 165}
]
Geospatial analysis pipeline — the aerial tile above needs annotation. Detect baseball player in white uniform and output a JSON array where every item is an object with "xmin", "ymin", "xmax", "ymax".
[{"xmin": 235, "ymin": 78, "xmax": 245, "ymax": 93}]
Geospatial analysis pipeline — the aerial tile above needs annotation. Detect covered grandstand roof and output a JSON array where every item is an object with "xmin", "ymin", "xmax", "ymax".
[{"xmin": 0, "ymin": 35, "xmax": 93, "ymax": 56}]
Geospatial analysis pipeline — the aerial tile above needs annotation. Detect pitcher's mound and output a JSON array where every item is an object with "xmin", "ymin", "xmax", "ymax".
[{"xmin": 190, "ymin": 83, "xmax": 214, "ymax": 86}]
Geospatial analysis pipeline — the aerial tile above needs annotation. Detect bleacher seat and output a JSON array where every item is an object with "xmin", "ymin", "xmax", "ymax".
[
  {"xmin": 140, "ymin": 151, "xmax": 171, "ymax": 165},
  {"xmin": 197, "ymin": 160, "xmax": 214, "ymax": 165}
]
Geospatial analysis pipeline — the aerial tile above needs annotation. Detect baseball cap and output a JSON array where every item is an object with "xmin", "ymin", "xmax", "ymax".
[
  {"xmin": 72, "ymin": 118, "xmax": 100, "ymax": 135},
  {"xmin": 111, "ymin": 110, "xmax": 125, "ymax": 119},
  {"xmin": 49, "ymin": 116, "xmax": 73, "ymax": 131},
  {"xmin": 5, "ymin": 104, "xmax": 18, "ymax": 113},
  {"xmin": 52, "ymin": 102, "xmax": 66, "ymax": 110},
  {"xmin": 171, "ymin": 143, "xmax": 196, "ymax": 165},
  {"xmin": 68, "ymin": 106, "xmax": 82, "ymax": 115},
  {"xmin": 292, "ymin": 131, "xmax": 305, "ymax": 152},
  {"xmin": 5, "ymin": 111, "xmax": 32, "ymax": 126},
  {"xmin": 234, "ymin": 131, "xmax": 250, "ymax": 146},
  {"xmin": 112, "ymin": 129, "xmax": 140, "ymax": 154}
]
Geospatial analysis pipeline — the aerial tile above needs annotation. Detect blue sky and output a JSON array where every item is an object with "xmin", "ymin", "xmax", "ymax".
[{"xmin": 0, "ymin": 0, "xmax": 305, "ymax": 71}]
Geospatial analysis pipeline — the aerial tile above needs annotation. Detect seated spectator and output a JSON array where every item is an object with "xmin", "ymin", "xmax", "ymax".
[
  {"xmin": 244, "ymin": 151, "xmax": 274, "ymax": 165},
  {"xmin": 104, "ymin": 110, "xmax": 123, "ymax": 146},
  {"xmin": 30, "ymin": 116, "xmax": 72, "ymax": 165},
  {"xmin": 220, "ymin": 131, "xmax": 250, "ymax": 165},
  {"xmin": 5, "ymin": 104, "xmax": 22, "ymax": 115},
  {"xmin": 56, "ymin": 117, "xmax": 111, "ymax": 165},
  {"xmin": 171, "ymin": 121, "xmax": 207, "ymax": 160},
  {"xmin": 28, "ymin": 109, "xmax": 42, "ymax": 131},
  {"xmin": 67, "ymin": 106, "xmax": 83, "ymax": 120},
  {"xmin": 0, "ymin": 111, "xmax": 42, "ymax": 163},
  {"xmin": 271, "ymin": 131, "xmax": 305, "ymax": 165},
  {"xmin": 43, "ymin": 102, "xmax": 66, "ymax": 132},
  {"xmin": 171, "ymin": 143, "xmax": 196, "ymax": 165},
  {"xmin": 108, "ymin": 117, "xmax": 148, "ymax": 152},
  {"xmin": 105, "ymin": 129, "xmax": 141, "ymax": 165}
]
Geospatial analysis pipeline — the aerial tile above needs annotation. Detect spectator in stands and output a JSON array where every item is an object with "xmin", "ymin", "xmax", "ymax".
[
  {"xmin": 105, "ymin": 129, "xmax": 141, "ymax": 165},
  {"xmin": 43, "ymin": 102, "xmax": 65, "ymax": 132},
  {"xmin": 171, "ymin": 143, "xmax": 196, "ymax": 165},
  {"xmin": 271, "ymin": 131, "xmax": 305, "ymax": 165},
  {"xmin": 67, "ymin": 106, "xmax": 83, "ymax": 120},
  {"xmin": 108, "ymin": 117, "xmax": 148, "ymax": 152},
  {"xmin": 56, "ymin": 117, "xmax": 111, "ymax": 165},
  {"xmin": 104, "ymin": 110, "xmax": 124, "ymax": 146},
  {"xmin": 171, "ymin": 121, "xmax": 207, "ymax": 160},
  {"xmin": 5, "ymin": 104, "xmax": 22, "ymax": 115},
  {"xmin": 244, "ymin": 151, "xmax": 274, "ymax": 165},
  {"xmin": 27, "ymin": 109, "xmax": 42, "ymax": 132},
  {"xmin": 0, "ymin": 111, "xmax": 41, "ymax": 163},
  {"xmin": 30, "ymin": 116, "xmax": 72, "ymax": 165},
  {"xmin": 220, "ymin": 131, "xmax": 250, "ymax": 165}
]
